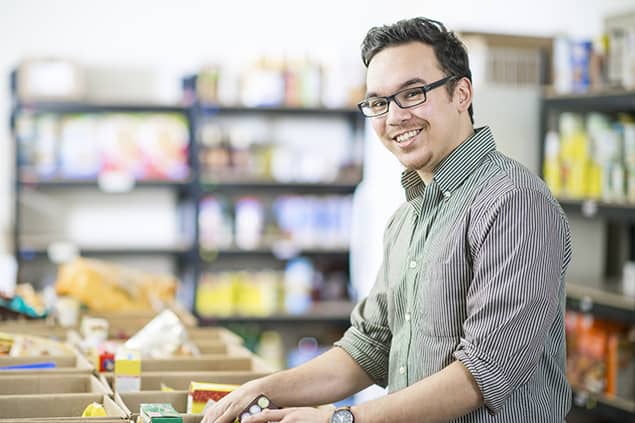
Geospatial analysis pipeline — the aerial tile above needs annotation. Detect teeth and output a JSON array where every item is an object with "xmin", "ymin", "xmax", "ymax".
[{"xmin": 396, "ymin": 129, "xmax": 420, "ymax": 143}]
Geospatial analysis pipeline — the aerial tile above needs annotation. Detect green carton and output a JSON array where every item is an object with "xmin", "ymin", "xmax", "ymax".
[{"xmin": 140, "ymin": 403, "xmax": 183, "ymax": 423}]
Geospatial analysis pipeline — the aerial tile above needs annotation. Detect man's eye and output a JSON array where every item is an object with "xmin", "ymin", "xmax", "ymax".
[
  {"xmin": 404, "ymin": 89, "xmax": 424, "ymax": 99},
  {"xmin": 369, "ymin": 99, "xmax": 387, "ymax": 108}
]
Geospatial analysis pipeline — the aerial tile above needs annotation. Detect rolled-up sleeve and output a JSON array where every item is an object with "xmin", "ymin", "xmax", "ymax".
[
  {"xmin": 453, "ymin": 188, "xmax": 570, "ymax": 414},
  {"xmin": 335, "ymin": 266, "xmax": 392, "ymax": 386}
]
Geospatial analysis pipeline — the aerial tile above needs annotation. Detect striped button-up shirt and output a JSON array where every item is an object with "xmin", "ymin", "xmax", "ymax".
[{"xmin": 336, "ymin": 127, "xmax": 572, "ymax": 422}]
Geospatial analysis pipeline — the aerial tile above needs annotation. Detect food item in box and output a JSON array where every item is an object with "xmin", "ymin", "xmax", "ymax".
[
  {"xmin": 82, "ymin": 402, "xmax": 107, "ymax": 417},
  {"xmin": 124, "ymin": 310, "xmax": 188, "ymax": 358},
  {"xmin": 236, "ymin": 394, "xmax": 279, "ymax": 422},
  {"xmin": 187, "ymin": 381, "xmax": 240, "ymax": 413},
  {"xmin": 0, "ymin": 331, "xmax": 75, "ymax": 357},
  {"xmin": 114, "ymin": 347, "xmax": 141, "ymax": 393},
  {"xmin": 55, "ymin": 257, "xmax": 177, "ymax": 312},
  {"xmin": 140, "ymin": 403, "xmax": 183, "ymax": 423}
]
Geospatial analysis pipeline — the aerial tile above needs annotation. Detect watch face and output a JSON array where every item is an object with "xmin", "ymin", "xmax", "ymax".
[{"xmin": 332, "ymin": 409, "xmax": 354, "ymax": 423}]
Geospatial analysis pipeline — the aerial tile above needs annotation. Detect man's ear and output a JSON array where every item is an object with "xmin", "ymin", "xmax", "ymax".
[{"xmin": 454, "ymin": 77, "xmax": 473, "ymax": 112}]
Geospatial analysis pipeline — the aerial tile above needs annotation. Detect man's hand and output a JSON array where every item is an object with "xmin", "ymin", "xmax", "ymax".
[
  {"xmin": 201, "ymin": 380, "xmax": 262, "ymax": 423},
  {"xmin": 242, "ymin": 406, "xmax": 332, "ymax": 423}
]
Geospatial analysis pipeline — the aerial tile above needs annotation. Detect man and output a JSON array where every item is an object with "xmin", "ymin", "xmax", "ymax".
[{"xmin": 203, "ymin": 17, "xmax": 571, "ymax": 423}]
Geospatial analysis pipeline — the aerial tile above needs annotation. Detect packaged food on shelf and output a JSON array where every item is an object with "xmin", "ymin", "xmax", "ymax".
[
  {"xmin": 55, "ymin": 257, "xmax": 178, "ymax": 312},
  {"xmin": 59, "ymin": 114, "xmax": 101, "ymax": 178},
  {"xmin": 565, "ymin": 311, "xmax": 634, "ymax": 399}
]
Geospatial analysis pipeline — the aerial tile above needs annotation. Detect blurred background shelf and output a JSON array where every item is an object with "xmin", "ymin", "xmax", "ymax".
[
  {"xmin": 558, "ymin": 199, "xmax": 635, "ymax": 222},
  {"xmin": 570, "ymin": 389, "xmax": 635, "ymax": 421},
  {"xmin": 566, "ymin": 279, "xmax": 635, "ymax": 324},
  {"xmin": 198, "ymin": 300, "xmax": 355, "ymax": 325}
]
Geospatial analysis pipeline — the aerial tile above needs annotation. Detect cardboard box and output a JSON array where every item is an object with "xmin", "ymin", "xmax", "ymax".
[
  {"xmin": 0, "ymin": 393, "xmax": 126, "ymax": 420},
  {"xmin": 116, "ymin": 392, "xmax": 206, "ymax": 423},
  {"xmin": 0, "ymin": 353, "xmax": 93, "ymax": 375},
  {"xmin": 105, "ymin": 370, "xmax": 273, "ymax": 391},
  {"xmin": 0, "ymin": 374, "xmax": 112, "ymax": 395}
]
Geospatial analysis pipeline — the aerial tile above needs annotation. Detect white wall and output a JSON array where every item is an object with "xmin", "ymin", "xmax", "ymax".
[{"xmin": 1, "ymin": 0, "xmax": 633, "ymax": 258}]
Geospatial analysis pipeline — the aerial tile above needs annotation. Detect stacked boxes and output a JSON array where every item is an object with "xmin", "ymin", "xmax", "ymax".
[{"xmin": 0, "ymin": 314, "xmax": 275, "ymax": 423}]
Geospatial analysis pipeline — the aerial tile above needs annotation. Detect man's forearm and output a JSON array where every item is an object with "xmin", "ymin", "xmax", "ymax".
[
  {"xmin": 255, "ymin": 347, "xmax": 373, "ymax": 407},
  {"xmin": 352, "ymin": 361, "xmax": 483, "ymax": 423}
]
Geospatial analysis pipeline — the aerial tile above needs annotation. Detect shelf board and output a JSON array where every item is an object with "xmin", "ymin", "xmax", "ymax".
[
  {"xmin": 200, "ymin": 179, "xmax": 360, "ymax": 194},
  {"xmin": 557, "ymin": 198, "xmax": 635, "ymax": 222},
  {"xmin": 542, "ymin": 89, "xmax": 635, "ymax": 112},
  {"xmin": 196, "ymin": 104, "xmax": 361, "ymax": 118},
  {"xmin": 18, "ymin": 178, "xmax": 192, "ymax": 190},
  {"xmin": 19, "ymin": 243, "xmax": 192, "ymax": 259},
  {"xmin": 571, "ymin": 388, "xmax": 635, "ymax": 420},
  {"xmin": 197, "ymin": 300, "xmax": 355, "ymax": 325},
  {"xmin": 566, "ymin": 279, "xmax": 635, "ymax": 324},
  {"xmin": 15, "ymin": 101, "xmax": 187, "ymax": 114},
  {"xmin": 200, "ymin": 246, "xmax": 350, "ymax": 261}
]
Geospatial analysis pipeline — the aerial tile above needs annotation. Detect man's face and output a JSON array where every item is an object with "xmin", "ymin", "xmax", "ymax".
[{"xmin": 365, "ymin": 42, "xmax": 464, "ymax": 180}]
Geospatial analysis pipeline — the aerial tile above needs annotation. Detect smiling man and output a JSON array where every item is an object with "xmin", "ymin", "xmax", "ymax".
[{"xmin": 203, "ymin": 17, "xmax": 572, "ymax": 423}]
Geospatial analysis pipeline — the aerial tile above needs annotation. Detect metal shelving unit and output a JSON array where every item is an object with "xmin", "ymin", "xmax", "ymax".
[
  {"xmin": 190, "ymin": 98, "xmax": 365, "ymax": 324},
  {"xmin": 10, "ymin": 79, "xmax": 365, "ymax": 327},
  {"xmin": 540, "ymin": 90, "xmax": 635, "ymax": 421}
]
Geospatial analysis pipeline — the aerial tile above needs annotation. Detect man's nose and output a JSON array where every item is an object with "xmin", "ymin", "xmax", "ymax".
[{"xmin": 385, "ymin": 101, "xmax": 412, "ymax": 125}]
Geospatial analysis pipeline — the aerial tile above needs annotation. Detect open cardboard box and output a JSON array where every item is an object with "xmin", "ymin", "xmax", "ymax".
[
  {"xmin": 0, "ymin": 353, "xmax": 93, "ymax": 375},
  {"xmin": 0, "ymin": 393, "xmax": 127, "ymax": 420},
  {"xmin": 0, "ymin": 373, "xmax": 112, "ymax": 395},
  {"xmin": 116, "ymin": 390, "xmax": 208, "ymax": 423},
  {"xmin": 105, "ymin": 370, "xmax": 273, "ymax": 391},
  {"xmin": 116, "ymin": 390, "xmax": 195, "ymax": 420}
]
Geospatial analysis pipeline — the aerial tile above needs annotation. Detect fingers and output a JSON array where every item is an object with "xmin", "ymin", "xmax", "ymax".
[{"xmin": 242, "ymin": 408, "xmax": 291, "ymax": 423}]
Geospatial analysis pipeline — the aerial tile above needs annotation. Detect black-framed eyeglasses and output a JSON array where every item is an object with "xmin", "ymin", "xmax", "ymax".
[{"xmin": 357, "ymin": 75, "xmax": 458, "ymax": 118}]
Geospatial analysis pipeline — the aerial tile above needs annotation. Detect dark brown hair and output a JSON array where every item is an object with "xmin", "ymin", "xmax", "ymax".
[{"xmin": 361, "ymin": 17, "xmax": 474, "ymax": 123}]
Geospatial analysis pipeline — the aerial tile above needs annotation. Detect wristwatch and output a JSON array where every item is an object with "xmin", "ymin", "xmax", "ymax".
[{"xmin": 330, "ymin": 406, "xmax": 354, "ymax": 423}]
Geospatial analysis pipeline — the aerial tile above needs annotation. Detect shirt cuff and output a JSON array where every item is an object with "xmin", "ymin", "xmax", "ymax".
[
  {"xmin": 334, "ymin": 326, "xmax": 390, "ymax": 387},
  {"xmin": 453, "ymin": 338, "xmax": 513, "ymax": 415}
]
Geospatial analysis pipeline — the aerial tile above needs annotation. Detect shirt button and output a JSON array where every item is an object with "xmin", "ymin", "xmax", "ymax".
[
  {"xmin": 409, "ymin": 260, "xmax": 417, "ymax": 269},
  {"xmin": 405, "ymin": 312, "xmax": 411, "ymax": 321},
  {"xmin": 399, "ymin": 366, "xmax": 406, "ymax": 375},
  {"xmin": 443, "ymin": 191, "xmax": 452, "ymax": 198}
]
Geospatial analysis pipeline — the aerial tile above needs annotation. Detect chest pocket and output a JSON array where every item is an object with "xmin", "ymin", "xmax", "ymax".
[{"xmin": 419, "ymin": 229, "xmax": 471, "ymax": 338}]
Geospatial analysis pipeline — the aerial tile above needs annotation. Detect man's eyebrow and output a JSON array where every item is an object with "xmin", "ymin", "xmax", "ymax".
[{"xmin": 365, "ymin": 78, "xmax": 428, "ymax": 98}]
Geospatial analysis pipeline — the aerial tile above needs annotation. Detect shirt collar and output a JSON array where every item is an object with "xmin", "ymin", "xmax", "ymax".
[{"xmin": 401, "ymin": 126, "xmax": 496, "ymax": 205}]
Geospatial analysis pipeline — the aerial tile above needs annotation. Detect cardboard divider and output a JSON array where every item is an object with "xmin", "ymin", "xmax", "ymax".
[
  {"xmin": 0, "ymin": 373, "xmax": 112, "ymax": 395},
  {"xmin": 193, "ymin": 341, "xmax": 250, "ymax": 355},
  {"xmin": 186, "ymin": 327, "xmax": 243, "ymax": 345},
  {"xmin": 0, "ymin": 353, "xmax": 93, "ymax": 375},
  {"xmin": 105, "ymin": 370, "xmax": 272, "ymax": 391},
  {"xmin": 0, "ymin": 393, "xmax": 127, "ymax": 420},
  {"xmin": 138, "ymin": 355, "xmax": 271, "ymax": 372}
]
